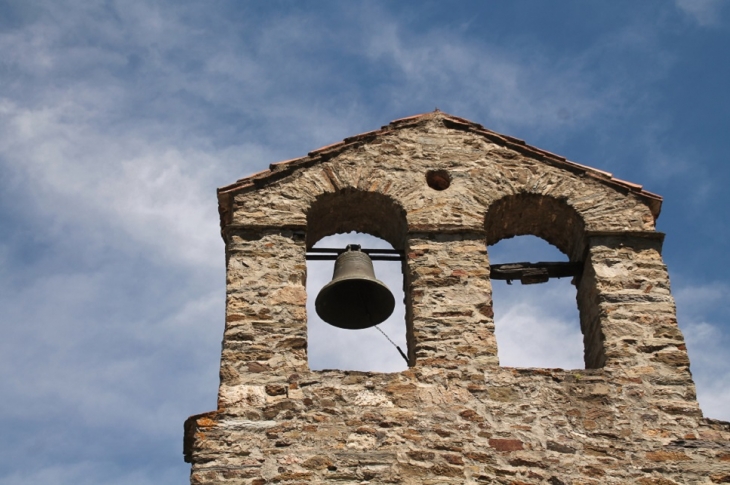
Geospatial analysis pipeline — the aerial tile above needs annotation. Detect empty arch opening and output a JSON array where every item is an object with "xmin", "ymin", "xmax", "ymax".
[
  {"xmin": 306, "ymin": 231, "xmax": 408, "ymax": 372},
  {"xmin": 489, "ymin": 235, "xmax": 584, "ymax": 369}
]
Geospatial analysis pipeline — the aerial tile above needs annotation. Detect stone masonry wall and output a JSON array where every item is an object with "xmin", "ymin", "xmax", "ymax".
[{"xmin": 185, "ymin": 114, "xmax": 730, "ymax": 484}]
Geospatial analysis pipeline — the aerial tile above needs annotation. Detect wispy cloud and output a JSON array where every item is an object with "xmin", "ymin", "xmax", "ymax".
[
  {"xmin": 363, "ymin": 20, "xmax": 618, "ymax": 134},
  {"xmin": 493, "ymin": 282, "xmax": 583, "ymax": 370},
  {"xmin": 675, "ymin": 282, "xmax": 730, "ymax": 420},
  {"xmin": 683, "ymin": 321, "xmax": 730, "ymax": 420},
  {"xmin": 675, "ymin": 0, "xmax": 727, "ymax": 27}
]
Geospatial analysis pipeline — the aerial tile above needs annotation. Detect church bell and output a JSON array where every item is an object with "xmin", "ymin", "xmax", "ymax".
[{"xmin": 315, "ymin": 245, "xmax": 396, "ymax": 330}]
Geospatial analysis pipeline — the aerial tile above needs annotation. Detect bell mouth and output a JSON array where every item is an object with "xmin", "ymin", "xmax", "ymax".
[{"xmin": 315, "ymin": 276, "xmax": 395, "ymax": 330}]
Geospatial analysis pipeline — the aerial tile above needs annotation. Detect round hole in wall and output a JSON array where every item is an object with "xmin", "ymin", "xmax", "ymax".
[{"xmin": 426, "ymin": 170, "xmax": 451, "ymax": 191}]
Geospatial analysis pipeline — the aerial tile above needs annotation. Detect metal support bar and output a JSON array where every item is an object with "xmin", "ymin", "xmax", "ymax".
[
  {"xmin": 490, "ymin": 261, "xmax": 583, "ymax": 285},
  {"xmin": 306, "ymin": 254, "xmax": 403, "ymax": 261},
  {"xmin": 306, "ymin": 247, "xmax": 405, "ymax": 261}
]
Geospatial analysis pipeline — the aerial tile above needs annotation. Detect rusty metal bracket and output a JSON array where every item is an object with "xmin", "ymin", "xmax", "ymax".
[{"xmin": 490, "ymin": 262, "xmax": 583, "ymax": 285}]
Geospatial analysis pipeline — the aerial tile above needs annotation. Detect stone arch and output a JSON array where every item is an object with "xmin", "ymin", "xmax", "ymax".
[
  {"xmin": 306, "ymin": 188, "xmax": 408, "ymax": 250},
  {"xmin": 484, "ymin": 193, "xmax": 586, "ymax": 261}
]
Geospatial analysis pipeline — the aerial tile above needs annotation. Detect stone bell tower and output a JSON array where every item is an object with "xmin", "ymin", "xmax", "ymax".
[{"xmin": 184, "ymin": 111, "xmax": 729, "ymax": 484}]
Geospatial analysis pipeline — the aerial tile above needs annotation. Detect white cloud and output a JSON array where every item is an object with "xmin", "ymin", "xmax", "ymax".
[
  {"xmin": 0, "ymin": 98, "xmax": 231, "ymax": 268},
  {"xmin": 674, "ymin": 282, "xmax": 730, "ymax": 420},
  {"xmin": 676, "ymin": 0, "xmax": 726, "ymax": 26},
  {"xmin": 0, "ymin": 265, "xmax": 222, "ymax": 427},
  {"xmin": 364, "ymin": 20, "xmax": 615, "ymax": 133},
  {"xmin": 683, "ymin": 321, "xmax": 730, "ymax": 421},
  {"xmin": 675, "ymin": 282, "xmax": 730, "ymax": 313},
  {"xmin": 1, "ymin": 462, "xmax": 183, "ymax": 485},
  {"xmin": 493, "ymin": 281, "xmax": 583, "ymax": 369},
  {"xmin": 0, "ymin": 265, "xmax": 221, "ymax": 484}
]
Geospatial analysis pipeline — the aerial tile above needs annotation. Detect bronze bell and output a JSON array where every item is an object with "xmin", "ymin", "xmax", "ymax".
[{"xmin": 315, "ymin": 245, "xmax": 396, "ymax": 330}]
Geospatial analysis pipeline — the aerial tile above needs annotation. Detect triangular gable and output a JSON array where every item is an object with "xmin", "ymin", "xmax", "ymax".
[{"xmin": 218, "ymin": 111, "xmax": 662, "ymax": 225}]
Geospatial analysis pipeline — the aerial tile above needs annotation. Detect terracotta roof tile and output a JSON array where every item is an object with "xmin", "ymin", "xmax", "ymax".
[
  {"xmin": 247, "ymin": 168, "xmax": 272, "ymax": 181},
  {"xmin": 390, "ymin": 111, "xmax": 434, "ymax": 124},
  {"xmin": 529, "ymin": 147, "xmax": 567, "ymax": 162},
  {"xmin": 270, "ymin": 156, "xmax": 307, "ymax": 170},
  {"xmin": 344, "ymin": 129, "xmax": 381, "ymax": 143},
  {"xmin": 443, "ymin": 114, "xmax": 481, "ymax": 126},
  {"xmin": 307, "ymin": 140, "xmax": 347, "ymax": 156},
  {"xmin": 613, "ymin": 179, "xmax": 643, "ymax": 191}
]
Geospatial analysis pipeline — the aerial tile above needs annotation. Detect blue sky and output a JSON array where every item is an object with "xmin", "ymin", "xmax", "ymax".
[{"xmin": 1, "ymin": 1, "xmax": 729, "ymax": 483}]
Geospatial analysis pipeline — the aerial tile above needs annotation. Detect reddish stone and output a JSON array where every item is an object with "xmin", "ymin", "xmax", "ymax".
[
  {"xmin": 443, "ymin": 453, "xmax": 464, "ymax": 465},
  {"xmin": 489, "ymin": 439, "xmax": 524, "ymax": 452}
]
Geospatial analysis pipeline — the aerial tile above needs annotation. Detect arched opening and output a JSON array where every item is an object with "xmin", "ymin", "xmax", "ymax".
[
  {"xmin": 306, "ymin": 188, "xmax": 407, "ymax": 250},
  {"xmin": 485, "ymin": 193, "xmax": 602, "ymax": 369},
  {"xmin": 489, "ymin": 235, "xmax": 583, "ymax": 369},
  {"xmin": 484, "ymin": 193, "xmax": 585, "ymax": 261},
  {"xmin": 307, "ymin": 232, "xmax": 407, "ymax": 372},
  {"xmin": 305, "ymin": 189, "xmax": 409, "ymax": 372}
]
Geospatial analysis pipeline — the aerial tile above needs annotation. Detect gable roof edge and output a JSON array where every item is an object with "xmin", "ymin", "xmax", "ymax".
[{"xmin": 217, "ymin": 111, "xmax": 663, "ymax": 224}]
